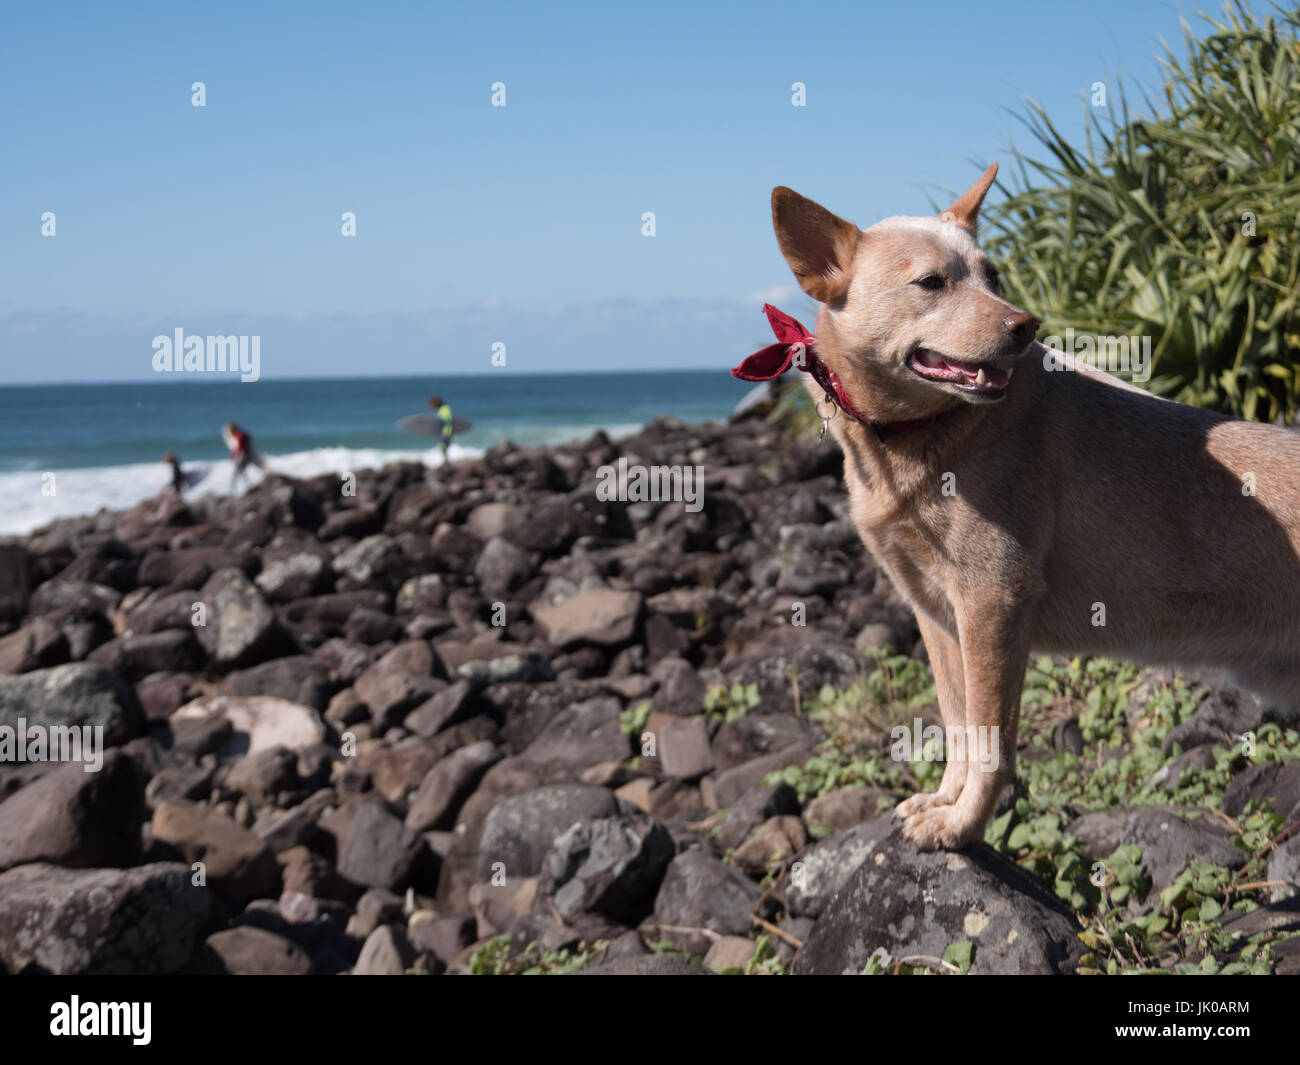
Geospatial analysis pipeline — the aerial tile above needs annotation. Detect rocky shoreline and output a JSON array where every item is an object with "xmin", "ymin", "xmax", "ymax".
[{"xmin": 1, "ymin": 407, "xmax": 1298, "ymax": 975}]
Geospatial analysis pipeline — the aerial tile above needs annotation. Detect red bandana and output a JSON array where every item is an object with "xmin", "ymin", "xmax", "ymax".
[{"xmin": 730, "ymin": 304, "xmax": 939, "ymax": 437}]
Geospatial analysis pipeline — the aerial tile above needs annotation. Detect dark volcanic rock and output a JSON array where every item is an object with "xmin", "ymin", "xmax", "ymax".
[
  {"xmin": 195, "ymin": 567, "xmax": 289, "ymax": 670},
  {"xmin": 537, "ymin": 814, "xmax": 674, "ymax": 924},
  {"xmin": 653, "ymin": 847, "xmax": 764, "ymax": 957},
  {"xmin": 476, "ymin": 784, "xmax": 620, "ymax": 881},
  {"xmin": 791, "ymin": 834, "xmax": 1084, "ymax": 975},
  {"xmin": 0, "ymin": 662, "xmax": 145, "ymax": 748},
  {"xmin": 0, "ymin": 750, "xmax": 145, "ymax": 872},
  {"xmin": 0, "ymin": 862, "xmax": 209, "ymax": 974}
]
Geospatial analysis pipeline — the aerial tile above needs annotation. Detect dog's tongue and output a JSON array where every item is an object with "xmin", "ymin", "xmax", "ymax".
[{"xmin": 915, "ymin": 350, "xmax": 1008, "ymax": 388}]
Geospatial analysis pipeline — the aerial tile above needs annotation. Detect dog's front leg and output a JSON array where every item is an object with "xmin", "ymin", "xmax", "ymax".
[
  {"xmin": 893, "ymin": 612, "xmax": 966, "ymax": 820},
  {"xmin": 897, "ymin": 594, "xmax": 1028, "ymax": 850}
]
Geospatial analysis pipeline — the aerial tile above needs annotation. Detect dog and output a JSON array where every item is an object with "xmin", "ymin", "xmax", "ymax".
[{"xmin": 737, "ymin": 163, "xmax": 1300, "ymax": 850}]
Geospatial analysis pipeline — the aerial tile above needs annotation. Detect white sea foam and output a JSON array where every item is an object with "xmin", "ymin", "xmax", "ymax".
[{"xmin": 0, "ymin": 443, "xmax": 485, "ymax": 537}]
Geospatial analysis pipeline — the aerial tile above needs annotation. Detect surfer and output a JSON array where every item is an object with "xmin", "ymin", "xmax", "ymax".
[
  {"xmin": 429, "ymin": 396, "xmax": 454, "ymax": 459},
  {"xmin": 163, "ymin": 452, "xmax": 186, "ymax": 494},
  {"xmin": 221, "ymin": 422, "xmax": 266, "ymax": 491}
]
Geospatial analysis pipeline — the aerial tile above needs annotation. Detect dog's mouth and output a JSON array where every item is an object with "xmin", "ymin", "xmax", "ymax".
[{"xmin": 908, "ymin": 348, "xmax": 1012, "ymax": 398}]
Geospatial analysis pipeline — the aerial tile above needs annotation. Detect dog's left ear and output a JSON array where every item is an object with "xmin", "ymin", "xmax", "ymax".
[
  {"xmin": 772, "ymin": 187, "xmax": 861, "ymax": 305},
  {"xmin": 939, "ymin": 162, "xmax": 998, "ymax": 236}
]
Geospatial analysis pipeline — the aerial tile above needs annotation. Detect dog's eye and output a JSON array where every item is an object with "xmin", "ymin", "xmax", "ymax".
[
  {"xmin": 913, "ymin": 274, "xmax": 945, "ymax": 291},
  {"xmin": 985, "ymin": 269, "xmax": 1001, "ymax": 294}
]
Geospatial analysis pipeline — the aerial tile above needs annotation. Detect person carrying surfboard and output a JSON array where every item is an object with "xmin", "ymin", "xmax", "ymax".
[
  {"xmin": 429, "ymin": 396, "xmax": 454, "ymax": 459},
  {"xmin": 221, "ymin": 422, "xmax": 267, "ymax": 491}
]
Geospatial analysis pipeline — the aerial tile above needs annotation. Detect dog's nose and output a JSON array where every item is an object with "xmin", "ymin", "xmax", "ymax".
[{"xmin": 1002, "ymin": 311, "xmax": 1039, "ymax": 343}]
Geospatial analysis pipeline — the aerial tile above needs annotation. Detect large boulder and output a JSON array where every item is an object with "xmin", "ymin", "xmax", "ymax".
[
  {"xmin": 792, "ymin": 835, "xmax": 1084, "ymax": 975},
  {"xmin": 476, "ymin": 785, "xmax": 620, "ymax": 881},
  {"xmin": 0, "ymin": 862, "xmax": 209, "ymax": 974},
  {"xmin": 537, "ymin": 815, "xmax": 674, "ymax": 924},
  {"xmin": 195, "ymin": 567, "xmax": 288, "ymax": 669},
  {"xmin": 0, "ymin": 662, "xmax": 144, "ymax": 748},
  {"xmin": 0, "ymin": 751, "xmax": 145, "ymax": 872}
]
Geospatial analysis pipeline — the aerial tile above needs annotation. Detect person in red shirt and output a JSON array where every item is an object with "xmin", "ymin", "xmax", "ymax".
[{"xmin": 221, "ymin": 422, "xmax": 266, "ymax": 491}]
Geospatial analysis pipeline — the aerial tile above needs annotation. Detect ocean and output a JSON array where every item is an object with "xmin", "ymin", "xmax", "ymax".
[{"xmin": 0, "ymin": 371, "xmax": 758, "ymax": 536}]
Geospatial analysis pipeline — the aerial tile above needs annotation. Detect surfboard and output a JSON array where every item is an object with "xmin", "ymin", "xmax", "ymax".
[{"xmin": 397, "ymin": 414, "xmax": 473, "ymax": 436}]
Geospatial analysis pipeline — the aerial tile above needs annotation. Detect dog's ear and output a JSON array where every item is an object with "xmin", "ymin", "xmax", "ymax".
[
  {"xmin": 771, "ymin": 187, "xmax": 860, "ymax": 304},
  {"xmin": 939, "ymin": 162, "xmax": 998, "ymax": 235}
]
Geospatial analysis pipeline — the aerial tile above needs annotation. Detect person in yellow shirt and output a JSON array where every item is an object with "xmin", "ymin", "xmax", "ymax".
[{"xmin": 428, "ymin": 396, "xmax": 454, "ymax": 459}]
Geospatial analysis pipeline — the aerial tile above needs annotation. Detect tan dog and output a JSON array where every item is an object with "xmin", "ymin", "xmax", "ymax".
[{"xmin": 763, "ymin": 164, "xmax": 1300, "ymax": 849}]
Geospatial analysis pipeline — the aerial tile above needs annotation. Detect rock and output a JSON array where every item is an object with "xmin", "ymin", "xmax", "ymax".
[
  {"xmin": 171, "ymin": 695, "xmax": 326, "ymax": 756},
  {"xmin": 804, "ymin": 787, "xmax": 898, "ymax": 833},
  {"xmin": 474, "ymin": 536, "xmax": 533, "ymax": 597},
  {"xmin": 366, "ymin": 742, "xmax": 439, "ymax": 804},
  {"xmin": 337, "ymin": 798, "xmax": 427, "ymax": 891},
  {"xmin": 354, "ymin": 924, "xmax": 417, "ymax": 975},
  {"xmin": 195, "ymin": 568, "xmax": 287, "ymax": 669},
  {"xmin": 203, "ymin": 926, "xmax": 314, "ymax": 975},
  {"xmin": 649, "ymin": 656, "xmax": 706, "ymax": 716},
  {"xmin": 520, "ymin": 696, "xmax": 628, "ymax": 770},
  {"xmin": 1067, "ymin": 807, "xmax": 1246, "ymax": 895},
  {"xmin": 537, "ymin": 815, "xmax": 674, "ymax": 923},
  {"xmin": 0, "ymin": 544, "xmax": 31, "ymax": 624},
  {"xmin": 709, "ymin": 782, "xmax": 802, "ymax": 854},
  {"xmin": 0, "ymin": 862, "xmax": 209, "ymax": 974},
  {"xmin": 406, "ymin": 741, "xmax": 503, "ymax": 832},
  {"xmin": 29, "ymin": 579, "xmax": 121, "ymax": 617},
  {"xmin": 0, "ymin": 616, "xmax": 67, "ymax": 675},
  {"xmin": 1222, "ymin": 762, "xmax": 1300, "ymax": 822},
  {"xmin": 151, "ymin": 800, "xmax": 281, "ymax": 900},
  {"xmin": 705, "ymin": 744, "xmax": 812, "ymax": 809},
  {"xmin": 466, "ymin": 502, "xmax": 527, "ymax": 542},
  {"xmin": 653, "ymin": 848, "xmax": 764, "ymax": 957},
  {"xmin": 651, "ymin": 714, "xmax": 714, "ymax": 779},
  {"xmin": 1266, "ymin": 834, "xmax": 1300, "ymax": 903},
  {"xmin": 224, "ymin": 746, "xmax": 300, "ymax": 805},
  {"xmin": 125, "ymin": 589, "xmax": 203, "ymax": 634},
  {"xmin": 0, "ymin": 662, "xmax": 144, "ymax": 748},
  {"xmin": 711, "ymin": 714, "xmax": 818, "ymax": 772},
  {"xmin": 703, "ymin": 935, "xmax": 757, "ymax": 972},
  {"xmin": 731, "ymin": 815, "xmax": 806, "ymax": 875},
  {"xmin": 456, "ymin": 651, "xmax": 555, "ymax": 689},
  {"xmin": 577, "ymin": 953, "xmax": 712, "ymax": 975},
  {"xmin": 354, "ymin": 640, "xmax": 446, "ymax": 729},
  {"xmin": 1163, "ymin": 689, "xmax": 1262, "ymax": 754},
  {"xmin": 786, "ymin": 818, "xmax": 893, "ymax": 918},
  {"xmin": 407, "ymin": 911, "xmax": 476, "ymax": 964},
  {"xmin": 255, "ymin": 549, "xmax": 328, "ymax": 602},
  {"xmin": 404, "ymin": 679, "xmax": 477, "ymax": 736},
  {"xmin": 222, "ymin": 656, "xmax": 333, "ymax": 711},
  {"xmin": 333, "ymin": 535, "xmax": 400, "ymax": 584},
  {"xmin": 0, "ymin": 751, "xmax": 144, "ymax": 872},
  {"xmin": 88, "ymin": 629, "xmax": 204, "ymax": 679},
  {"xmin": 791, "ymin": 835, "xmax": 1084, "ymax": 974},
  {"xmin": 476, "ymin": 785, "xmax": 620, "ymax": 881},
  {"xmin": 532, "ymin": 588, "xmax": 642, "ymax": 648}
]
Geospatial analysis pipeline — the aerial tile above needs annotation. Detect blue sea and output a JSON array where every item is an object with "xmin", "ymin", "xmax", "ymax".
[{"xmin": 0, "ymin": 372, "xmax": 757, "ymax": 536}]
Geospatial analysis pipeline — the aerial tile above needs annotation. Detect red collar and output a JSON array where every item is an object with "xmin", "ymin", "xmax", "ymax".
[{"xmin": 731, "ymin": 305, "xmax": 941, "ymax": 441}]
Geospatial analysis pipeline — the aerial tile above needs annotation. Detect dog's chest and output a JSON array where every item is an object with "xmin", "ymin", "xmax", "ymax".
[{"xmin": 847, "ymin": 479, "xmax": 953, "ymax": 623}]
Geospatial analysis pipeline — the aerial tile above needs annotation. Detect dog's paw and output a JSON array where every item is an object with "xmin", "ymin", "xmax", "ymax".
[
  {"xmin": 891, "ymin": 791, "xmax": 953, "ymax": 823},
  {"xmin": 896, "ymin": 803, "xmax": 983, "ymax": 851}
]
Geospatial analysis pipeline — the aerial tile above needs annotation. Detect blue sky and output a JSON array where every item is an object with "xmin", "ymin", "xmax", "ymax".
[{"xmin": 0, "ymin": 0, "xmax": 1266, "ymax": 382}]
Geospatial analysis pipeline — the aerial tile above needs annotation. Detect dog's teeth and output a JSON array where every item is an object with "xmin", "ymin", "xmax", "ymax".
[{"xmin": 976, "ymin": 368, "xmax": 988, "ymax": 386}]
